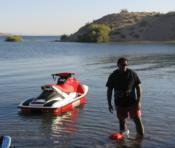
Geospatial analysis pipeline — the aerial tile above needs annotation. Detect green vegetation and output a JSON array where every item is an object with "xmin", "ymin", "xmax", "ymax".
[
  {"xmin": 78, "ymin": 24, "xmax": 111, "ymax": 42},
  {"xmin": 5, "ymin": 35, "xmax": 22, "ymax": 42},
  {"xmin": 139, "ymin": 21, "xmax": 148, "ymax": 27},
  {"xmin": 120, "ymin": 34, "xmax": 126, "ymax": 39},
  {"xmin": 60, "ymin": 34, "xmax": 68, "ymax": 41}
]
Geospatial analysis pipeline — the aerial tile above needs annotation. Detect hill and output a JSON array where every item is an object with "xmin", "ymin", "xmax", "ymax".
[{"xmin": 63, "ymin": 10, "xmax": 175, "ymax": 42}]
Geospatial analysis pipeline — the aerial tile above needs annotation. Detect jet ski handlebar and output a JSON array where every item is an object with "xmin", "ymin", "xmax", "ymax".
[{"xmin": 52, "ymin": 72, "xmax": 75, "ymax": 81}]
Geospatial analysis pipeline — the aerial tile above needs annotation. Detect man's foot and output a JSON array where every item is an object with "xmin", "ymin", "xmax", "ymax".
[
  {"xmin": 135, "ymin": 133, "xmax": 144, "ymax": 140},
  {"xmin": 120, "ymin": 129, "xmax": 130, "ymax": 138}
]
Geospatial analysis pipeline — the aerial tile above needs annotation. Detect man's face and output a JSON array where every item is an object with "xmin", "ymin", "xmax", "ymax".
[{"xmin": 118, "ymin": 60, "xmax": 128, "ymax": 72}]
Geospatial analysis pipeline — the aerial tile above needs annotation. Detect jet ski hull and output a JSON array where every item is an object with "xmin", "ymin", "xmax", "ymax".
[{"xmin": 19, "ymin": 97, "xmax": 87, "ymax": 115}]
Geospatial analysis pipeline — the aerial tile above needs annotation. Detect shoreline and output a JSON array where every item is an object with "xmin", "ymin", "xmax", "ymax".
[
  {"xmin": 59, "ymin": 40, "xmax": 175, "ymax": 44},
  {"xmin": 110, "ymin": 40, "xmax": 175, "ymax": 44}
]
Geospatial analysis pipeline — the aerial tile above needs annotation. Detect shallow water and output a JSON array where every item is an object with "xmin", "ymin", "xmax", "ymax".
[{"xmin": 0, "ymin": 36, "xmax": 175, "ymax": 147}]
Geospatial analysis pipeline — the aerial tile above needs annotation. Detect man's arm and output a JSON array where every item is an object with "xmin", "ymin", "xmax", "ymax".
[
  {"xmin": 136, "ymin": 84, "xmax": 143, "ymax": 108},
  {"xmin": 107, "ymin": 87, "xmax": 113, "ymax": 113}
]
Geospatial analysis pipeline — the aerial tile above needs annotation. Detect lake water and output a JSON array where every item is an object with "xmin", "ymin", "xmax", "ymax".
[{"xmin": 0, "ymin": 36, "xmax": 175, "ymax": 147}]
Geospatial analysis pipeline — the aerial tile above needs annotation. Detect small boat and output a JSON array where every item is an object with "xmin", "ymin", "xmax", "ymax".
[
  {"xmin": 0, "ymin": 136, "xmax": 11, "ymax": 148},
  {"xmin": 18, "ymin": 72, "xmax": 88, "ymax": 115}
]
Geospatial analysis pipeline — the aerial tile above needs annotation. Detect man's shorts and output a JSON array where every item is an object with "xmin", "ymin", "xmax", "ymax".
[{"xmin": 116, "ymin": 104, "xmax": 141, "ymax": 120}]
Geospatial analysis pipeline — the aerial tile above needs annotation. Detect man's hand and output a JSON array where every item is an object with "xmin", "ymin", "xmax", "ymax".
[{"xmin": 108, "ymin": 105, "xmax": 113, "ymax": 113}]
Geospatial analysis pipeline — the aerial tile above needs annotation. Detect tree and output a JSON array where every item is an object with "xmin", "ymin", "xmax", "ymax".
[{"xmin": 78, "ymin": 24, "xmax": 111, "ymax": 42}]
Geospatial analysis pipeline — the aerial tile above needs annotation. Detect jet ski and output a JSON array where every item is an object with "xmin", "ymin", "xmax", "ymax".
[{"xmin": 18, "ymin": 72, "xmax": 88, "ymax": 115}]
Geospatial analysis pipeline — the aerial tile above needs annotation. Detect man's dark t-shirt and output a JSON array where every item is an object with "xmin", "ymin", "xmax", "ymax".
[{"xmin": 106, "ymin": 69, "xmax": 141, "ymax": 107}]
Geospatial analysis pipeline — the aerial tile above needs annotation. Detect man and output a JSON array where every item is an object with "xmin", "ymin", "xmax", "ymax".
[{"xmin": 106, "ymin": 57, "xmax": 144, "ymax": 136}]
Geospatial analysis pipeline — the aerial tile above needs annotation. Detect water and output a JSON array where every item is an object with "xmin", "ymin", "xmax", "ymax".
[{"xmin": 0, "ymin": 36, "xmax": 175, "ymax": 147}]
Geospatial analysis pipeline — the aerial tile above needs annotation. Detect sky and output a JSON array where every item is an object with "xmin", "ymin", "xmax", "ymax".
[{"xmin": 0, "ymin": 0, "xmax": 175, "ymax": 35}]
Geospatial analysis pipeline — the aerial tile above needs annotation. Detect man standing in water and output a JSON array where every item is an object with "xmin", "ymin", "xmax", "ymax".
[{"xmin": 106, "ymin": 57, "xmax": 144, "ymax": 137}]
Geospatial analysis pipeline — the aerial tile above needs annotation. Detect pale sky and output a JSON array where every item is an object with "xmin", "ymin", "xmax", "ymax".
[{"xmin": 0, "ymin": 0, "xmax": 175, "ymax": 35}]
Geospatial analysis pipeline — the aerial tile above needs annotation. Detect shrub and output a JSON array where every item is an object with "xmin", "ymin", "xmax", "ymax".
[
  {"xmin": 5, "ymin": 35, "xmax": 22, "ymax": 42},
  {"xmin": 120, "ymin": 34, "xmax": 126, "ymax": 39},
  {"xmin": 139, "ymin": 21, "xmax": 148, "ymax": 27},
  {"xmin": 134, "ymin": 34, "xmax": 140, "ymax": 38},
  {"xmin": 60, "ymin": 34, "xmax": 68, "ymax": 41},
  {"xmin": 78, "ymin": 24, "xmax": 111, "ymax": 42},
  {"xmin": 120, "ymin": 9, "xmax": 129, "ymax": 14}
]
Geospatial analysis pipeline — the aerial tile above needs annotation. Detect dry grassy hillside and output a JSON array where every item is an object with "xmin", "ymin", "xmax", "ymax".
[{"xmin": 65, "ymin": 10, "xmax": 175, "ymax": 42}]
